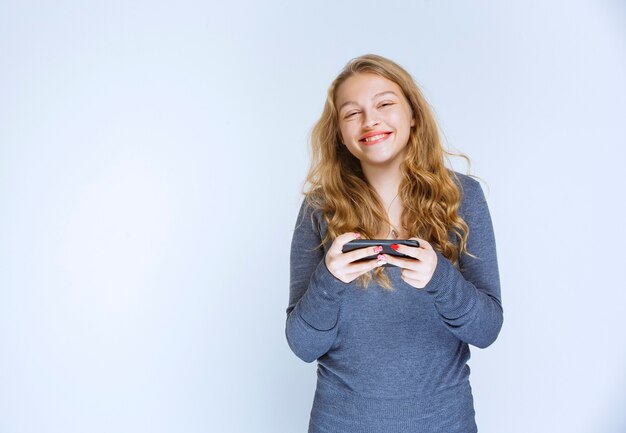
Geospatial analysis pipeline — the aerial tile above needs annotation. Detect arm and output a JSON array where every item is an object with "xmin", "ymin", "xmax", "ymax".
[
  {"xmin": 424, "ymin": 176, "xmax": 503, "ymax": 348},
  {"xmin": 284, "ymin": 200, "xmax": 347, "ymax": 363}
]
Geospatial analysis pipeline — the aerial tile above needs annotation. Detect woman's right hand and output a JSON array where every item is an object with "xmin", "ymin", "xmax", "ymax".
[{"xmin": 324, "ymin": 233, "xmax": 387, "ymax": 283}]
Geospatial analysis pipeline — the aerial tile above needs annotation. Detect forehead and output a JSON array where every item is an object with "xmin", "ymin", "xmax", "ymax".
[{"xmin": 335, "ymin": 73, "xmax": 404, "ymax": 107}]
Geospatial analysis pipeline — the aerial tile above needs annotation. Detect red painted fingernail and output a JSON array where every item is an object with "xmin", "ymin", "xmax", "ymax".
[
  {"xmin": 374, "ymin": 246, "xmax": 383, "ymax": 253},
  {"xmin": 354, "ymin": 233, "xmax": 361, "ymax": 238},
  {"xmin": 390, "ymin": 244, "xmax": 399, "ymax": 251}
]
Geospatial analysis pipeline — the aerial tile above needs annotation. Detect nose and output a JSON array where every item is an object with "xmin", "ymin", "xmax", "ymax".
[{"xmin": 362, "ymin": 110, "xmax": 380, "ymax": 129}]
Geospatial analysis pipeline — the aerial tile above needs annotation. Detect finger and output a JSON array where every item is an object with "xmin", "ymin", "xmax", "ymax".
[
  {"xmin": 382, "ymin": 253, "xmax": 420, "ymax": 270},
  {"xmin": 332, "ymin": 232, "xmax": 362, "ymax": 252},
  {"xmin": 411, "ymin": 237, "xmax": 433, "ymax": 252},
  {"xmin": 347, "ymin": 254, "xmax": 387, "ymax": 276},
  {"xmin": 344, "ymin": 245, "xmax": 384, "ymax": 264},
  {"xmin": 390, "ymin": 242, "xmax": 423, "ymax": 260},
  {"xmin": 400, "ymin": 268, "xmax": 422, "ymax": 281},
  {"xmin": 400, "ymin": 273, "xmax": 426, "ymax": 289}
]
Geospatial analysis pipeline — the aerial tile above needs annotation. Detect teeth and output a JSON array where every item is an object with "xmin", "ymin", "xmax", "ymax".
[{"xmin": 362, "ymin": 133, "xmax": 388, "ymax": 142}]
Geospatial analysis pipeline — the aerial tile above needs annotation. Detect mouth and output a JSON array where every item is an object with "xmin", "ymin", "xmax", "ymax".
[{"xmin": 359, "ymin": 132, "xmax": 392, "ymax": 145}]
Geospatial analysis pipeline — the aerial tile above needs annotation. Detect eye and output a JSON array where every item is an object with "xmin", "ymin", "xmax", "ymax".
[
  {"xmin": 379, "ymin": 101, "xmax": 395, "ymax": 109},
  {"xmin": 344, "ymin": 111, "xmax": 360, "ymax": 119}
]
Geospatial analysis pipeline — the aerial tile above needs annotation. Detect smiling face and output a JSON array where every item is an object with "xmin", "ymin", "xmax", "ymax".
[{"xmin": 335, "ymin": 73, "xmax": 415, "ymax": 171}]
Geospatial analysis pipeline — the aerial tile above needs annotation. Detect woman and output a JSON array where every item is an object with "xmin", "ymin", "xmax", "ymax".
[{"xmin": 285, "ymin": 54, "xmax": 503, "ymax": 433}]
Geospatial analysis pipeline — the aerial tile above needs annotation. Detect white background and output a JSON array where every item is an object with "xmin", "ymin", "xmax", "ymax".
[{"xmin": 1, "ymin": 1, "xmax": 625, "ymax": 432}]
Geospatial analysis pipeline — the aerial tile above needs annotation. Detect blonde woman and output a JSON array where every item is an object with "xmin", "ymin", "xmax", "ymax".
[{"xmin": 286, "ymin": 54, "xmax": 503, "ymax": 433}]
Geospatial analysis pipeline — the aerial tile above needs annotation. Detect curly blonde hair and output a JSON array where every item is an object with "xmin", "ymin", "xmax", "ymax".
[{"xmin": 304, "ymin": 54, "xmax": 470, "ymax": 288}]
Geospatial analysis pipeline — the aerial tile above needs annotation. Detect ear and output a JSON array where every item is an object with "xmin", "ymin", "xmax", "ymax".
[{"xmin": 410, "ymin": 117, "xmax": 415, "ymax": 127}]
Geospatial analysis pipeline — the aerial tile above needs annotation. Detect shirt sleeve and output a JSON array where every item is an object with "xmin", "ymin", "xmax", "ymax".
[
  {"xmin": 424, "ymin": 176, "xmax": 504, "ymax": 348},
  {"xmin": 285, "ymin": 199, "xmax": 347, "ymax": 363}
]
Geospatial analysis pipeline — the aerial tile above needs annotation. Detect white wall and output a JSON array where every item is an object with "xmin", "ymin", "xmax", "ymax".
[{"xmin": 1, "ymin": 1, "xmax": 625, "ymax": 432}]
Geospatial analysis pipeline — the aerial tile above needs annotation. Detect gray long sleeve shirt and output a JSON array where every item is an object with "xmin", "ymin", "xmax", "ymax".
[{"xmin": 286, "ymin": 173, "xmax": 503, "ymax": 433}]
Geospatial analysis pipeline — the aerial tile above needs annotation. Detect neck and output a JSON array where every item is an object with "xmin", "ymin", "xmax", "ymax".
[{"xmin": 361, "ymin": 161, "xmax": 403, "ymax": 205}]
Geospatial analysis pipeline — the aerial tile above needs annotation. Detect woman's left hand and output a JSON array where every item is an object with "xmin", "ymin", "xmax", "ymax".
[{"xmin": 382, "ymin": 238, "xmax": 438, "ymax": 289}]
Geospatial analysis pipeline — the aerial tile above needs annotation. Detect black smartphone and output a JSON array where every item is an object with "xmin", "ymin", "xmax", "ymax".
[{"xmin": 341, "ymin": 239, "xmax": 420, "ymax": 265}]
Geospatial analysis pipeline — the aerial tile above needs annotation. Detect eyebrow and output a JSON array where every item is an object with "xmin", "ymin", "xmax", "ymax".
[{"xmin": 338, "ymin": 91, "xmax": 399, "ymax": 112}]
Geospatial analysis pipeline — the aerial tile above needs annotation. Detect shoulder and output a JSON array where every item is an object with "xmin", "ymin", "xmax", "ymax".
[
  {"xmin": 295, "ymin": 192, "xmax": 327, "ymax": 235},
  {"xmin": 449, "ymin": 171, "xmax": 485, "ymax": 202},
  {"xmin": 449, "ymin": 171, "xmax": 481, "ymax": 196},
  {"xmin": 448, "ymin": 171, "xmax": 488, "ymax": 219}
]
